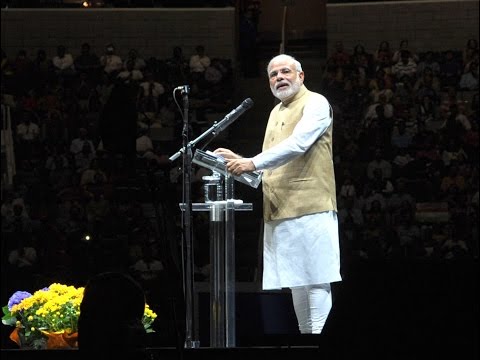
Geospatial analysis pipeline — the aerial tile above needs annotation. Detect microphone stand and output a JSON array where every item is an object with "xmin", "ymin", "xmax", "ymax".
[
  {"xmin": 179, "ymin": 87, "xmax": 199, "ymax": 349},
  {"xmin": 169, "ymin": 98, "xmax": 253, "ymax": 162}
]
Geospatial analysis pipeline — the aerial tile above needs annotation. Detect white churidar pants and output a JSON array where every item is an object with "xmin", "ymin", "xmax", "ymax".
[{"xmin": 290, "ymin": 283, "xmax": 332, "ymax": 334}]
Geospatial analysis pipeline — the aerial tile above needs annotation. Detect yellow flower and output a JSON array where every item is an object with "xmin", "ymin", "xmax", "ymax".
[{"xmin": 4, "ymin": 282, "xmax": 156, "ymax": 347}]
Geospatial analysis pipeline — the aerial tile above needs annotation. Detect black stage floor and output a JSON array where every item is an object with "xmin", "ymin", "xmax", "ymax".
[{"xmin": 0, "ymin": 343, "xmax": 475, "ymax": 360}]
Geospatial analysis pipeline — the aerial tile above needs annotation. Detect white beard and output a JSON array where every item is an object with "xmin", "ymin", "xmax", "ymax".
[{"xmin": 271, "ymin": 77, "xmax": 302, "ymax": 101}]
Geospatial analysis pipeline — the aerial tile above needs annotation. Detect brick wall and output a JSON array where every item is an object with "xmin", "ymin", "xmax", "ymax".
[
  {"xmin": 326, "ymin": 0, "xmax": 479, "ymax": 55},
  {"xmin": 1, "ymin": 7, "xmax": 236, "ymax": 60}
]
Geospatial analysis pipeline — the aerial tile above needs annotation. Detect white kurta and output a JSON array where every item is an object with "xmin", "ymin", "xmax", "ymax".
[{"xmin": 251, "ymin": 94, "xmax": 342, "ymax": 290}]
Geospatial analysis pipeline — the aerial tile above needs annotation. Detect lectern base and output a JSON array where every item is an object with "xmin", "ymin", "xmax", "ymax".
[{"xmin": 185, "ymin": 340, "xmax": 201, "ymax": 349}]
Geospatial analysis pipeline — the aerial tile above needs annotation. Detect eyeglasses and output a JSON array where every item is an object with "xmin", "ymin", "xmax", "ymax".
[{"xmin": 268, "ymin": 67, "xmax": 298, "ymax": 79}]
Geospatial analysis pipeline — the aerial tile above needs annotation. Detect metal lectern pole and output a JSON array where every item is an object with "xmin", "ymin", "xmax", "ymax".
[
  {"xmin": 209, "ymin": 201, "xmax": 225, "ymax": 347},
  {"xmin": 224, "ymin": 175, "xmax": 236, "ymax": 347},
  {"xmin": 209, "ymin": 174, "xmax": 236, "ymax": 348}
]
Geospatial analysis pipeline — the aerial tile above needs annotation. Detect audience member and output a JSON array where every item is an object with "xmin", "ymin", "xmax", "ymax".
[
  {"xmin": 339, "ymin": 172, "xmax": 357, "ymax": 199},
  {"xmin": 7, "ymin": 235, "xmax": 38, "ymax": 272},
  {"xmin": 387, "ymin": 177, "xmax": 416, "ymax": 218},
  {"xmin": 74, "ymin": 42, "xmax": 101, "ymax": 81},
  {"xmin": 462, "ymin": 38, "xmax": 479, "ymax": 68},
  {"xmin": 52, "ymin": 45, "xmax": 76, "ymax": 81},
  {"xmin": 373, "ymin": 40, "xmax": 393, "ymax": 70},
  {"xmin": 440, "ymin": 223, "xmax": 470, "ymax": 260},
  {"xmin": 189, "ymin": 45, "xmax": 211, "ymax": 83},
  {"xmin": 138, "ymin": 72, "xmax": 165, "ymax": 114},
  {"xmin": 2, "ymin": 201, "xmax": 33, "ymax": 234},
  {"xmin": 124, "ymin": 49, "xmax": 146, "ymax": 71},
  {"xmin": 439, "ymin": 50, "xmax": 463, "ymax": 88},
  {"xmin": 351, "ymin": 44, "xmax": 373, "ymax": 78},
  {"xmin": 100, "ymin": 43, "xmax": 123, "ymax": 76},
  {"xmin": 69, "ymin": 74, "xmax": 89, "ymax": 116},
  {"xmin": 391, "ymin": 50, "xmax": 417, "ymax": 81},
  {"xmin": 391, "ymin": 120, "xmax": 413, "ymax": 150},
  {"xmin": 459, "ymin": 60, "xmax": 479, "ymax": 90},
  {"xmin": 392, "ymin": 39, "xmax": 418, "ymax": 63},
  {"xmin": 417, "ymin": 51, "xmax": 440, "ymax": 76},
  {"xmin": 416, "ymin": 93, "xmax": 438, "ymax": 123},
  {"xmin": 117, "ymin": 59, "xmax": 144, "ymax": 84},
  {"xmin": 367, "ymin": 148, "xmax": 392, "ymax": 180},
  {"xmin": 440, "ymin": 164, "xmax": 466, "ymax": 194},
  {"xmin": 15, "ymin": 110, "xmax": 41, "ymax": 161},
  {"xmin": 328, "ymin": 41, "xmax": 351, "ymax": 68},
  {"xmin": 70, "ymin": 127, "xmax": 96, "ymax": 157},
  {"xmin": 31, "ymin": 49, "xmax": 52, "ymax": 88},
  {"xmin": 78, "ymin": 271, "xmax": 147, "ymax": 358},
  {"xmin": 414, "ymin": 68, "xmax": 441, "ymax": 103},
  {"xmin": 79, "ymin": 158, "xmax": 108, "ymax": 188},
  {"xmin": 165, "ymin": 46, "xmax": 189, "ymax": 87},
  {"xmin": 393, "ymin": 209, "xmax": 421, "ymax": 256},
  {"xmin": 1, "ymin": 48, "xmax": 14, "ymax": 80},
  {"xmin": 131, "ymin": 244, "xmax": 165, "ymax": 296},
  {"xmin": 12, "ymin": 49, "xmax": 33, "ymax": 95},
  {"xmin": 7, "ymin": 234, "xmax": 38, "ymax": 291}
]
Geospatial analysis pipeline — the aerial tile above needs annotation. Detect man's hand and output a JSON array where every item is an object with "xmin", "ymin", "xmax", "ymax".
[
  {"xmin": 213, "ymin": 148, "xmax": 256, "ymax": 175},
  {"xmin": 213, "ymin": 148, "xmax": 241, "ymax": 160},
  {"xmin": 225, "ymin": 158, "xmax": 256, "ymax": 176}
]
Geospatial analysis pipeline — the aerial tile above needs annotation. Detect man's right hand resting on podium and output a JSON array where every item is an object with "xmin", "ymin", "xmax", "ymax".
[{"xmin": 213, "ymin": 148, "xmax": 256, "ymax": 176}]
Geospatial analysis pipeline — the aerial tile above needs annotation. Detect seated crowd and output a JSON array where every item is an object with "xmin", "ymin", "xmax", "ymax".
[
  {"xmin": 324, "ymin": 38, "xmax": 478, "ymax": 264},
  {"xmin": 0, "ymin": 41, "xmax": 235, "ymax": 333}
]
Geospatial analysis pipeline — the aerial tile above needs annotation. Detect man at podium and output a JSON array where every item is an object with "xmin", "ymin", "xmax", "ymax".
[{"xmin": 214, "ymin": 54, "xmax": 342, "ymax": 335}]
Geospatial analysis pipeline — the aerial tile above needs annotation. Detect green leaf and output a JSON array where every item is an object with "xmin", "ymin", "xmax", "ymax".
[
  {"xmin": 1, "ymin": 308, "xmax": 17, "ymax": 326},
  {"xmin": 2, "ymin": 316, "xmax": 17, "ymax": 326}
]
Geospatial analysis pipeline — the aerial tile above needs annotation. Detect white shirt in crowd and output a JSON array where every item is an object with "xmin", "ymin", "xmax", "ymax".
[
  {"xmin": 52, "ymin": 53, "xmax": 74, "ymax": 70},
  {"xmin": 139, "ymin": 81, "xmax": 165, "ymax": 98},
  {"xmin": 16, "ymin": 122, "xmax": 40, "ymax": 141},
  {"xmin": 189, "ymin": 54, "xmax": 211, "ymax": 73},
  {"xmin": 101, "ymin": 54, "xmax": 123, "ymax": 74},
  {"xmin": 136, "ymin": 135, "xmax": 154, "ymax": 153}
]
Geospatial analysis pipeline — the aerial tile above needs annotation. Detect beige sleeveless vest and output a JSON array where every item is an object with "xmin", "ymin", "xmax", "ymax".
[{"xmin": 262, "ymin": 85, "xmax": 337, "ymax": 222}]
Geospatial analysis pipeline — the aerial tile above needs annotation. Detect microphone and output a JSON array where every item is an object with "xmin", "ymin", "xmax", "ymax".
[
  {"xmin": 168, "ymin": 98, "xmax": 254, "ymax": 163},
  {"xmin": 214, "ymin": 98, "xmax": 254, "ymax": 133},
  {"xmin": 175, "ymin": 85, "xmax": 190, "ymax": 95}
]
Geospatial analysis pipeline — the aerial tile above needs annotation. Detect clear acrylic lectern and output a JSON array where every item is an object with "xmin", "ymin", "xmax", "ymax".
[{"xmin": 185, "ymin": 149, "xmax": 262, "ymax": 348}]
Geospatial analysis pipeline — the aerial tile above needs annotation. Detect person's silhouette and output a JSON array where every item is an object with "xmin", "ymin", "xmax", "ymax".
[{"xmin": 78, "ymin": 271, "xmax": 147, "ymax": 358}]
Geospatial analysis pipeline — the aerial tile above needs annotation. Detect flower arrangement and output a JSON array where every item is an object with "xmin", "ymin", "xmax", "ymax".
[{"xmin": 2, "ymin": 283, "xmax": 157, "ymax": 349}]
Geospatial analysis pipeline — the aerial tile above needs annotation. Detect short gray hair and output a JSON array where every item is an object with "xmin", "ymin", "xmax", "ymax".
[{"xmin": 267, "ymin": 54, "xmax": 303, "ymax": 73}]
